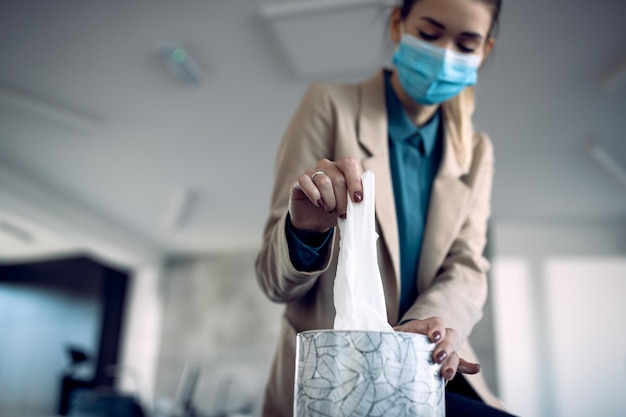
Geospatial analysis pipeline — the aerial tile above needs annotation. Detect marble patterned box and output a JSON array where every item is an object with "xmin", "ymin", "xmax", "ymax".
[{"xmin": 295, "ymin": 330, "xmax": 445, "ymax": 417}]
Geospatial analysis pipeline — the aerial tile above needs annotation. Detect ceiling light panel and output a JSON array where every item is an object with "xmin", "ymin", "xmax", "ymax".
[{"xmin": 260, "ymin": 0, "xmax": 392, "ymax": 80}]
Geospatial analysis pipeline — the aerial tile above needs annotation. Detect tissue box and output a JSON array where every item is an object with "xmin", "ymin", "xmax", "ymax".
[{"xmin": 294, "ymin": 330, "xmax": 444, "ymax": 417}]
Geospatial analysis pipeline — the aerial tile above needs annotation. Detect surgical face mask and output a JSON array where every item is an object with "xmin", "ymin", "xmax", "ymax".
[{"xmin": 392, "ymin": 33, "xmax": 482, "ymax": 105}]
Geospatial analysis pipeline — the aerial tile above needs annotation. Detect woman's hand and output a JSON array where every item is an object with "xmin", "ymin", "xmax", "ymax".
[
  {"xmin": 289, "ymin": 157, "xmax": 363, "ymax": 233},
  {"xmin": 394, "ymin": 317, "xmax": 481, "ymax": 381}
]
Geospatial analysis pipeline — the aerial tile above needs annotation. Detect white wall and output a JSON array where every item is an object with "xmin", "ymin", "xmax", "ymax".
[
  {"xmin": 153, "ymin": 251, "xmax": 283, "ymax": 416},
  {"xmin": 116, "ymin": 264, "xmax": 165, "ymax": 409},
  {"xmin": 543, "ymin": 258, "xmax": 626, "ymax": 417},
  {"xmin": 491, "ymin": 219, "xmax": 626, "ymax": 417}
]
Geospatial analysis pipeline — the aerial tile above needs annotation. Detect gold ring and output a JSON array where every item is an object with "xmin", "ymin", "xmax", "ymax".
[{"xmin": 310, "ymin": 171, "xmax": 325, "ymax": 181}]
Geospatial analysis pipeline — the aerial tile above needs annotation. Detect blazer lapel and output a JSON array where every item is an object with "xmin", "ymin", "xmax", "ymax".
[
  {"xmin": 417, "ymin": 111, "xmax": 471, "ymax": 291},
  {"xmin": 357, "ymin": 71, "xmax": 401, "ymax": 287},
  {"xmin": 355, "ymin": 72, "xmax": 472, "ymax": 297}
]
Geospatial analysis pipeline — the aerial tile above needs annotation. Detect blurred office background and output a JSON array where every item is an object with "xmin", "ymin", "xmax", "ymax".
[{"xmin": 0, "ymin": 1, "xmax": 625, "ymax": 416}]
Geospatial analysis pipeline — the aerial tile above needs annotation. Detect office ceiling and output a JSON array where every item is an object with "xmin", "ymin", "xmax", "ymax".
[{"xmin": 0, "ymin": 0, "xmax": 625, "ymax": 261}]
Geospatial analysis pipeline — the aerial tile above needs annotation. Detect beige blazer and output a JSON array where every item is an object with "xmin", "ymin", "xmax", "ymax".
[{"xmin": 255, "ymin": 70, "xmax": 504, "ymax": 416}]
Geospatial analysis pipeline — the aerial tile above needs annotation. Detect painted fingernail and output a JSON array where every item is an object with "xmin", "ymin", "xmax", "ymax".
[
  {"xmin": 433, "ymin": 331, "xmax": 442, "ymax": 342},
  {"xmin": 436, "ymin": 351, "xmax": 447, "ymax": 363},
  {"xmin": 353, "ymin": 190, "xmax": 363, "ymax": 202},
  {"xmin": 445, "ymin": 368, "xmax": 454, "ymax": 380},
  {"xmin": 317, "ymin": 199, "xmax": 324, "ymax": 208},
  {"xmin": 339, "ymin": 214, "xmax": 346, "ymax": 219}
]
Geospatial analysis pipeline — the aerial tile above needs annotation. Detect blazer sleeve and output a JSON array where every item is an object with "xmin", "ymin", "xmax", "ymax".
[
  {"xmin": 255, "ymin": 83, "xmax": 339, "ymax": 303},
  {"xmin": 400, "ymin": 133, "xmax": 494, "ymax": 344}
]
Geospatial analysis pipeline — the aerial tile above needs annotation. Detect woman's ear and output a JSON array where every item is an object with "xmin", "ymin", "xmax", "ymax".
[
  {"xmin": 480, "ymin": 37, "xmax": 496, "ymax": 66},
  {"xmin": 389, "ymin": 7, "xmax": 403, "ymax": 44}
]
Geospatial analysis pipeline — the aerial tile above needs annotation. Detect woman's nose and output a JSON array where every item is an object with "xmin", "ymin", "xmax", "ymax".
[{"xmin": 433, "ymin": 38, "xmax": 455, "ymax": 51}]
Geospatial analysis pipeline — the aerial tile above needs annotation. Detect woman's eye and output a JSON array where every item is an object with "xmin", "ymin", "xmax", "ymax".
[
  {"xmin": 457, "ymin": 44, "xmax": 476, "ymax": 53},
  {"xmin": 419, "ymin": 31, "xmax": 437, "ymax": 41}
]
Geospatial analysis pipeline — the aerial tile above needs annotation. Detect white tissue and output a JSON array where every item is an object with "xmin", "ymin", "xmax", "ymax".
[{"xmin": 333, "ymin": 171, "xmax": 394, "ymax": 332}]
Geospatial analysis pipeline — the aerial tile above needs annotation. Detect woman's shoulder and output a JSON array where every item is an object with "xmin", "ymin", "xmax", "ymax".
[
  {"xmin": 472, "ymin": 130, "xmax": 494, "ymax": 158},
  {"xmin": 459, "ymin": 130, "xmax": 494, "ymax": 183},
  {"xmin": 301, "ymin": 80, "xmax": 358, "ymax": 109}
]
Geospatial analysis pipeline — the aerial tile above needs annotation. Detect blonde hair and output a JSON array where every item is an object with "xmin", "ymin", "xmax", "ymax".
[{"xmin": 442, "ymin": 86, "xmax": 475, "ymax": 172}]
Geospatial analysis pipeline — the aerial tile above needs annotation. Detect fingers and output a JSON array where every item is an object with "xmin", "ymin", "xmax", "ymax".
[
  {"xmin": 316, "ymin": 157, "xmax": 362, "ymax": 217},
  {"xmin": 432, "ymin": 326, "xmax": 457, "ymax": 362},
  {"xmin": 434, "ymin": 328, "xmax": 480, "ymax": 381},
  {"xmin": 432, "ymin": 326, "xmax": 459, "ymax": 381},
  {"xmin": 393, "ymin": 316, "xmax": 446, "ymax": 344},
  {"xmin": 440, "ymin": 355, "xmax": 481, "ymax": 382},
  {"xmin": 289, "ymin": 158, "xmax": 363, "ymax": 232},
  {"xmin": 293, "ymin": 174, "xmax": 323, "ymax": 208},
  {"xmin": 298, "ymin": 157, "xmax": 363, "ymax": 216},
  {"xmin": 335, "ymin": 157, "xmax": 363, "ymax": 204},
  {"xmin": 311, "ymin": 165, "xmax": 340, "ymax": 215},
  {"xmin": 440, "ymin": 352, "xmax": 459, "ymax": 381},
  {"xmin": 457, "ymin": 358, "xmax": 481, "ymax": 375},
  {"xmin": 394, "ymin": 318, "xmax": 481, "ymax": 381}
]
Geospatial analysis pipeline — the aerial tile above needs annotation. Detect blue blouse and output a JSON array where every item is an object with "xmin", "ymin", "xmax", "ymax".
[{"xmin": 385, "ymin": 70, "xmax": 443, "ymax": 316}]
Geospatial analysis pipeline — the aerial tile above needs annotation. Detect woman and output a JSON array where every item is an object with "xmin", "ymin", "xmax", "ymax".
[{"xmin": 256, "ymin": 0, "xmax": 513, "ymax": 415}]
